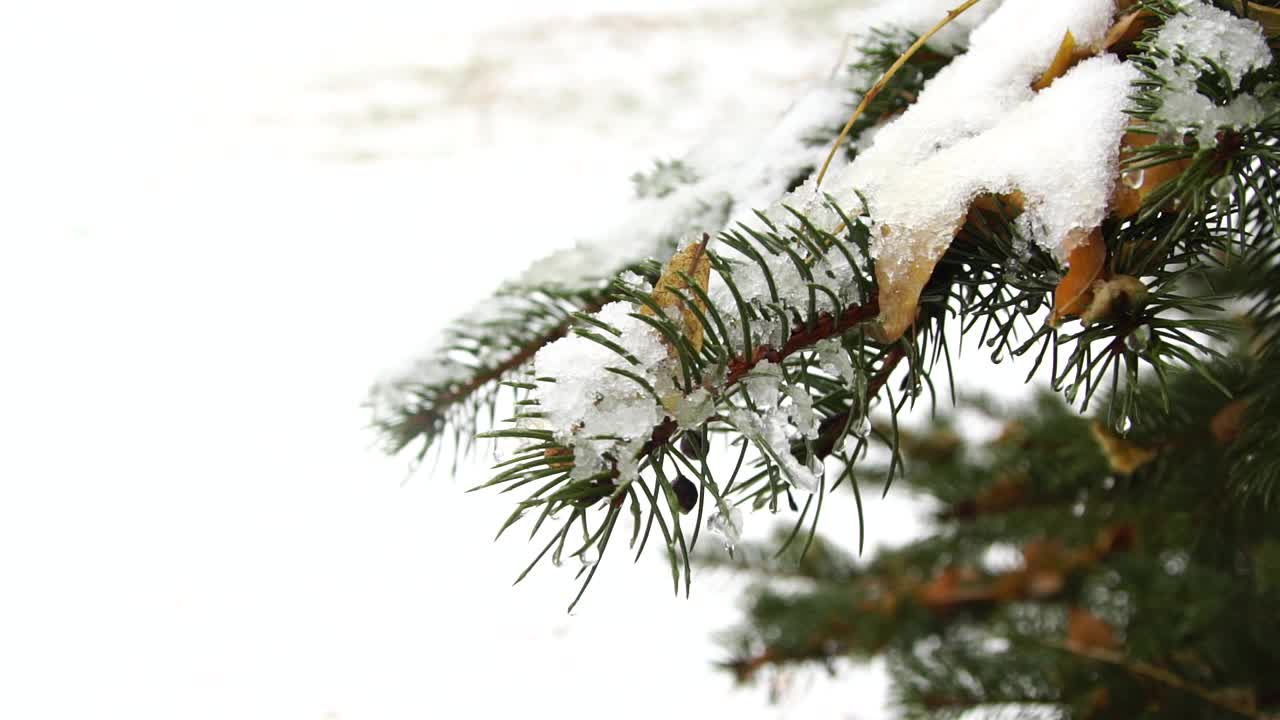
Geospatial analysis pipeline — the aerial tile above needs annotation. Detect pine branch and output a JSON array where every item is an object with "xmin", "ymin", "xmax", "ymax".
[
  {"xmin": 722, "ymin": 525, "xmax": 1135, "ymax": 682},
  {"xmin": 392, "ymin": 298, "xmax": 605, "ymax": 452},
  {"xmin": 725, "ymin": 297, "xmax": 882, "ymax": 385},
  {"xmin": 1048, "ymin": 642, "xmax": 1277, "ymax": 720}
]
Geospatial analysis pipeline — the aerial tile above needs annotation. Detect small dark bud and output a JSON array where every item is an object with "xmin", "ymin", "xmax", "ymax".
[
  {"xmin": 672, "ymin": 474, "xmax": 699, "ymax": 514},
  {"xmin": 679, "ymin": 429, "xmax": 708, "ymax": 460}
]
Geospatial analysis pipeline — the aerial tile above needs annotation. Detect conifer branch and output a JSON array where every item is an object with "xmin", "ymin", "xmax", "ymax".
[
  {"xmin": 394, "ymin": 299, "xmax": 605, "ymax": 448},
  {"xmin": 722, "ymin": 526, "xmax": 1134, "ymax": 681},
  {"xmin": 1049, "ymin": 642, "xmax": 1276, "ymax": 720}
]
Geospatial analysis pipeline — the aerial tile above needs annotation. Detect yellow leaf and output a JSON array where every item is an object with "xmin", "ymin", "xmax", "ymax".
[
  {"xmin": 1079, "ymin": 274, "xmax": 1147, "ymax": 326},
  {"xmin": 1032, "ymin": 30, "xmax": 1078, "ymax": 92},
  {"xmin": 643, "ymin": 235, "xmax": 712, "ymax": 354},
  {"xmin": 1090, "ymin": 421, "xmax": 1156, "ymax": 475},
  {"xmin": 873, "ymin": 192, "xmax": 1022, "ymax": 343},
  {"xmin": 1243, "ymin": 2, "xmax": 1280, "ymax": 42},
  {"xmin": 870, "ymin": 218, "xmax": 964, "ymax": 342}
]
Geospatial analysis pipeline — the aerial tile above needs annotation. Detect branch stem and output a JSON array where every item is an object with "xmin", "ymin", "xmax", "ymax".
[{"xmin": 1051, "ymin": 642, "xmax": 1274, "ymax": 720}]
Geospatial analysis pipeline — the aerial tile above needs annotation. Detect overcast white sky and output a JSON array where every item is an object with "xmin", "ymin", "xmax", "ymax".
[{"xmin": 0, "ymin": 2, "xmax": 1034, "ymax": 718}]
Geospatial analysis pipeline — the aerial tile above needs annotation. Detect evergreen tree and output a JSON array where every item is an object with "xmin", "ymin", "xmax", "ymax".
[{"xmin": 371, "ymin": 0, "xmax": 1280, "ymax": 715}]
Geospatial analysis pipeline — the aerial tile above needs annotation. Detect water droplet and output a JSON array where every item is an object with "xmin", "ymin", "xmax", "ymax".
[
  {"xmin": 1072, "ymin": 501, "xmax": 1086, "ymax": 517},
  {"xmin": 708, "ymin": 507, "xmax": 744, "ymax": 545},
  {"xmin": 1119, "ymin": 415, "xmax": 1133, "ymax": 434},
  {"xmin": 1122, "ymin": 168, "xmax": 1145, "ymax": 189},
  {"xmin": 807, "ymin": 455, "xmax": 825, "ymax": 478},
  {"xmin": 852, "ymin": 415, "xmax": 871, "ymax": 439},
  {"xmin": 1212, "ymin": 175, "xmax": 1237, "ymax": 199},
  {"xmin": 1125, "ymin": 325, "xmax": 1151, "ymax": 352},
  {"xmin": 1102, "ymin": 476, "xmax": 1116, "ymax": 490},
  {"xmin": 579, "ymin": 549, "xmax": 599, "ymax": 568}
]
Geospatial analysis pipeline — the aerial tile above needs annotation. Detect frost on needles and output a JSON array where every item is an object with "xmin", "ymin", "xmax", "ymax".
[{"xmin": 372, "ymin": 0, "xmax": 1280, "ymax": 605}]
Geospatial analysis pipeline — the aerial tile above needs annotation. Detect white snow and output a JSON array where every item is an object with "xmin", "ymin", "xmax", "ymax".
[
  {"xmin": 513, "ymin": 0, "xmax": 1272, "ymax": 503},
  {"xmin": 533, "ymin": 301, "xmax": 673, "ymax": 482},
  {"xmin": 1149, "ymin": 0, "xmax": 1271, "ymax": 147},
  {"xmin": 824, "ymin": 0, "xmax": 1133, "ymax": 270},
  {"xmin": 372, "ymin": 0, "xmax": 1001, "ymax": 422},
  {"xmin": 516, "ymin": 0, "xmax": 1005, "ymax": 476}
]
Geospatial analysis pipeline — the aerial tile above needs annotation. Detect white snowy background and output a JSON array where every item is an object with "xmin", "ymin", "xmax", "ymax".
[{"xmin": 0, "ymin": 1, "xmax": 1027, "ymax": 718}]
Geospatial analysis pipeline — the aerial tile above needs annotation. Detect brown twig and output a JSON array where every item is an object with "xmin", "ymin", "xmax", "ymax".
[
  {"xmin": 642, "ymin": 298, "xmax": 885, "ymax": 459},
  {"xmin": 725, "ymin": 298, "xmax": 882, "ymax": 386},
  {"xmin": 1050, "ymin": 642, "xmax": 1273, "ymax": 719}
]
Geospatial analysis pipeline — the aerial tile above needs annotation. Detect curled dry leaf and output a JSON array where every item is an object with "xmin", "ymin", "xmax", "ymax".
[
  {"xmin": 1210, "ymin": 397, "xmax": 1250, "ymax": 445},
  {"xmin": 1095, "ymin": 523, "xmax": 1137, "ymax": 555},
  {"xmin": 871, "ymin": 11, "xmax": 1148, "ymax": 342},
  {"xmin": 1079, "ymin": 274, "xmax": 1148, "ymax": 326},
  {"xmin": 969, "ymin": 190, "xmax": 1026, "ymax": 216},
  {"xmin": 915, "ymin": 567, "xmax": 964, "ymax": 609},
  {"xmin": 1234, "ymin": 1, "xmax": 1280, "ymax": 42},
  {"xmin": 872, "ymin": 192, "xmax": 1024, "ymax": 343},
  {"xmin": 1032, "ymin": 30, "xmax": 1082, "ymax": 91},
  {"xmin": 871, "ymin": 217, "xmax": 966, "ymax": 342},
  {"xmin": 1090, "ymin": 421, "xmax": 1157, "ymax": 475},
  {"xmin": 1033, "ymin": 7, "xmax": 1155, "ymax": 92},
  {"xmin": 1067, "ymin": 607, "xmax": 1120, "ymax": 652},
  {"xmin": 642, "ymin": 234, "xmax": 712, "ymax": 354},
  {"xmin": 1051, "ymin": 227, "xmax": 1107, "ymax": 326},
  {"xmin": 1101, "ymin": 9, "xmax": 1158, "ymax": 56}
]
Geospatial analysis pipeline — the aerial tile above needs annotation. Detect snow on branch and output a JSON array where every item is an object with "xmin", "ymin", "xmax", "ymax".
[{"xmin": 376, "ymin": 0, "xmax": 1280, "ymax": 604}]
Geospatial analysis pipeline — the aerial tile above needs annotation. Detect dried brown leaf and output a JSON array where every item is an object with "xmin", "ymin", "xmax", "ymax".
[
  {"xmin": 1051, "ymin": 227, "xmax": 1107, "ymax": 326},
  {"xmin": 1090, "ymin": 421, "xmax": 1156, "ymax": 475},
  {"xmin": 643, "ymin": 235, "xmax": 711, "ymax": 354},
  {"xmin": 1079, "ymin": 274, "xmax": 1148, "ymax": 326},
  {"xmin": 1211, "ymin": 398, "xmax": 1250, "ymax": 445},
  {"xmin": 1033, "ymin": 30, "xmax": 1080, "ymax": 91},
  {"xmin": 1067, "ymin": 607, "xmax": 1120, "ymax": 652},
  {"xmin": 871, "ymin": 217, "xmax": 966, "ymax": 342},
  {"xmin": 1102, "ymin": 10, "xmax": 1158, "ymax": 56}
]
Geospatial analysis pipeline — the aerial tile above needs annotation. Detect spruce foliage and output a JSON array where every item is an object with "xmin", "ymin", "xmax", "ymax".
[{"xmin": 375, "ymin": 1, "xmax": 1280, "ymax": 713}]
